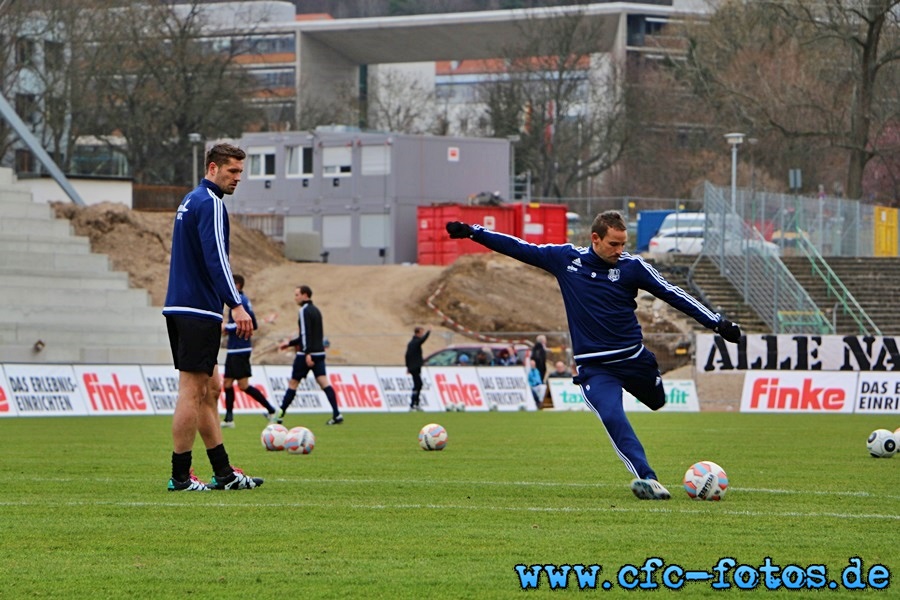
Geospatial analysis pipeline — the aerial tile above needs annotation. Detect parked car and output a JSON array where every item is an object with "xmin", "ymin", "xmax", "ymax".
[
  {"xmin": 648, "ymin": 228, "xmax": 705, "ymax": 254},
  {"xmin": 424, "ymin": 343, "xmax": 530, "ymax": 367},
  {"xmin": 648, "ymin": 228, "xmax": 781, "ymax": 257},
  {"xmin": 655, "ymin": 212, "xmax": 708, "ymax": 235}
]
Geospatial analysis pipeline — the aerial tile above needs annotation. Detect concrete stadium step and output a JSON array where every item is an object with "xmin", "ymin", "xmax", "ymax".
[
  {"xmin": 0, "ymin": 232, "xmax": 92, "ymax": 254},
  {"xmin": 0, "ymin": 196, "xmax": 54, "ymax": 217},
  {"xmin": 0, "ymin": 286, "xmax": 151, "ymax": 309},
  {"xmin": 1, "ymin": 268, "xmax": 130, "ymax": 289},
  {"xmin": 0, "ymin": 249, "xmax": 110, "ymax": 270},
  {"xmin": 0, "ymin": 343, "xmax": 173, "ymax": 365},
  {"xmin": 0, "ymin": 166, "xmax": 190, "ymax": 364},
  {"xmin": 0, "ymin": 216, "xmax": 72, "ymax": 236},
  {"xmin": 0, "ymin": 322, "xmax": 169, "ymax": 347},
  {"xmin": 0, "ymin": 188, "xmax": 37, "ymax": 205},
  {"xmin": 3, "ymin": 306, "xmax": 164, "ymax": 328}
]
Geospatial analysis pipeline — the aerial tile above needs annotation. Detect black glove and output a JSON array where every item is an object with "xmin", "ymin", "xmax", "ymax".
[
  {"xmin": 446, "ymin": 221, "xmax": 474, "ymax": 239},
  {"xmin": 715, "ymin": 318, "xmax": 742, "ymax": 343}
]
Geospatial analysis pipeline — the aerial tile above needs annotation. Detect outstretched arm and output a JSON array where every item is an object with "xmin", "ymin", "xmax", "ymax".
[{"xmin": 446, "ymin": 221, "xmax": 561, "ymax": 272}]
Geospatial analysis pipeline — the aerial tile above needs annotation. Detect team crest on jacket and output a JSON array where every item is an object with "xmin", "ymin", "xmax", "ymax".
[{"xmin": 608, "ymin": 268, "xmax": 620, "ymax": 282}]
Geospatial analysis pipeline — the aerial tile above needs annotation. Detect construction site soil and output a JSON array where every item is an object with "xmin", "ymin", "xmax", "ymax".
[{"xmin": 53, "ymin": 202, "xmax": 742, "ymax": 409}]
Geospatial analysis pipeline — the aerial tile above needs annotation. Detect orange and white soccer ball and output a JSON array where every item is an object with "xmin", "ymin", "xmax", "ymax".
[
  {"xmin": 284, "ymin": 426, "xmax": 315, "ymax": 455},
  {"xmin": 261, "ymin": 423, "xmax": 289, "ymax": 451},
  {"xmin": 418, "ymin": 423, "xmax": 448, "ymax": 451},
  {"xmin": 683, "ymin": 460, "xmax": 729, "ymax": 501}
]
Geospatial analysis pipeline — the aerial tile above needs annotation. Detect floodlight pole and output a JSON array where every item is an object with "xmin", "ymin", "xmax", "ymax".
[
  {"xmin": 724, "ymin": 132, "xmax": 745, "ymax": 214},
  {"xmin": 189, "ymin": 132, "xmax": 203, "ymax": 184}
]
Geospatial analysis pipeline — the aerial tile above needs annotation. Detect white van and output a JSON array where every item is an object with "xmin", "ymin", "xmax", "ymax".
[{"xmin": 656, "ymin": 212, "xmax": 707, "ymax": 234}]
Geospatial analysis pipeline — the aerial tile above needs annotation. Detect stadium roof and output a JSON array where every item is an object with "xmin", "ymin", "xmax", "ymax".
[{"xmin": 262, "ymin": 2, "xmax": 707, "ymax": 64}]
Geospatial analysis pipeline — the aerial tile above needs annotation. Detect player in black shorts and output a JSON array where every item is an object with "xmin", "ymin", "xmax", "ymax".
[
  {"xmin": 220, "ymin": 274, "xmax": 278, "ymax": 427},
  {"xmin": 162, "ymin": 143, "xmax": 263, "ymax": 491},
  {"xmin": 275, "ymin": 285, "xmax": 343, "ymax": 425}
]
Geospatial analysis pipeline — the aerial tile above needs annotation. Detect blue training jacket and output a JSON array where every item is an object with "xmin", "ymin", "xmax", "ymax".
[
  {"xmin": 469, "ymin": 225, "xmax": 722, "ymax": 365},
  {"xmin": 162, "ymin": 180, "xmax": 243, "ymax": 321}
]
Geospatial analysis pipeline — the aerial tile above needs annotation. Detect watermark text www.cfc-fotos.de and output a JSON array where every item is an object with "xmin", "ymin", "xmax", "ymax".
[{"xmin": 515, "ymin": 558, "xmax": 890, "ymax": 591}]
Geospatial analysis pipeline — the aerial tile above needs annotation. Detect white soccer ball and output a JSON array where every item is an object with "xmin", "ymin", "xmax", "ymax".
[
  {"xmin": 261, "ymin": 423, "xmax": 288, "ymax": 451},
  {"xmin": 683, "ymin": 460, "xmax": 729, "ymax": 501},
  {"xmin": 284, "ymin": 426, "xmax": 315, "ymax": 455},
  {"xmin": 866, "ymin": 429, "xmax": 897, "ymax": 458},
  {"xmin": 418, "ymin": 423, "xmax": 448, "ymax": 451}
]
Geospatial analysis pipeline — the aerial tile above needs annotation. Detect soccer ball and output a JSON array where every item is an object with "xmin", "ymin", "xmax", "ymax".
[
  {"xmin": 418, "ymin": 423, "xmax": 448, "ymax": 451},
  {"xmin": 261, "ymin": 423, "xmax": 288, "ymax": 451},
  {"xmin": 284, "ymin": 426, "xmax": 315, "ymax": 455},
  {"xmin": 866, "ymin": 429, "xmax": 897, "ymax": 458},
  {"xmin": 683, "ymin": 460, "xmax": 729, "ymax": 501}
]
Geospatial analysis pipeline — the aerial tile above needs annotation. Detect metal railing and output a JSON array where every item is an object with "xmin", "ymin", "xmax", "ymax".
[
  {"xmin": 793, "ymin": 230, "xmax": 881, "ymax": 336},
  {"xmin": 702, "ymin": 183, "xmax": 833, "ymax": 334}
]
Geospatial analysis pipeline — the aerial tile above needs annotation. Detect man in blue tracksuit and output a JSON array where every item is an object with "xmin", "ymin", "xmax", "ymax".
[
  {"xmin": 163, "ymin": 142, "xmax": 263, "ymax": 492},
  {"xmin": 446, "ymin": 211, "xmax": 742, "ymax": 500},
  {"xmin": 220, "ymin": 274, "xmax": 278, "ymax": 427}
]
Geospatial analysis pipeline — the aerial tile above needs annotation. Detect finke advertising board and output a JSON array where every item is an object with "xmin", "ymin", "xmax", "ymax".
[
  {"xmin": 0, "ymin": 366, "xmax": 16, "ymax": 418},
  {"xmin": 427, "ymin": 367, "xmax": 489, "ymax": 412},
  {"xmin": 73, "ymin": 365, "xmax": 153, "ymax": 416},
  {"xmin": 740, "ymin": 371, "xmax": 858, "ymax": 413},
  {"xmin": 327, "ymin": 367, "xmax": 386, "ymax": 413}
]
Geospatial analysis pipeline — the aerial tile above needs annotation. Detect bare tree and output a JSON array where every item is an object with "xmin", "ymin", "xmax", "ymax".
[
  {"xmin": 366, "ymin": 66, "xmax": 435, "ymax": 134},
  {"xmin": 477, "ymin": 7, "xmax": 628, "ymax": 198},
  {"xmin": 675, "ymin": 0, "xmax": 900, "ymax": 201},
  {"xmin": 83, "ymin": 1, "xmax": 262, "ymax": 185}
]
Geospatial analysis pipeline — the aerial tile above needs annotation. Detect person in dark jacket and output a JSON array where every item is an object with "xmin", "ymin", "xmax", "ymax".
[
  {"xmin": 275, "ymin": 285, "xmax": 342, "ymax": 425},
  {"xmin": 405, "ymin": 326, "xmax": 430, "ymax": 411},
  {"xmin": 220, "ymin": 274, "xmax": 278, "ymax": 427},
  {"xmin": 446, "ymin": 210, "xmax": 742, "ymax": 500},
  {"xmin": 532, "ymin": 334, "xmax": 548, "ymax": 382},
  {"xmin": 162, "ymin": 142, "xmax": 262, "ymax": 492}
]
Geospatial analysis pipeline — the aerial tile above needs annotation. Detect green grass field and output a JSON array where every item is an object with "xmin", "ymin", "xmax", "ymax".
[{"xmin": 1, "ymin": 411, "xmax": 897, "ymax": 599}]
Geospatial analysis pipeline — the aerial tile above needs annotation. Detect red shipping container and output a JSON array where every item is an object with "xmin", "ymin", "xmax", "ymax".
[
  {"xmin": 513, "ymin": 203, "xmax": 568, "ymax": 244},
  {"xmin": 417, "ymin": 204, "xmax": 518, "ymax": 265}
]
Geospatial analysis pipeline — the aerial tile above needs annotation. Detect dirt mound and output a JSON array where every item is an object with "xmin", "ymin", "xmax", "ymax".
[
  {"xmin": 52, "ymin": 202, "xmax": 703, "ymax": 372},
  {"xmin": 53, "ymin": 202, "xmax": 289, "ymax": 306}
]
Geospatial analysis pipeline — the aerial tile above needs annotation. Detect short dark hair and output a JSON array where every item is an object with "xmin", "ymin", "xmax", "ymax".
[
  {"xmin": 205, "ymin": 143, "xmax": 245, "ymax": 168},
  {"xmin": 591, "ymin": 210, "xmax": 627, "ymax": 239},
  {"xmin": 414, "ymin": 326, "xmax": 424, "ymax": 334},
  {"xmin": 233, "ymin": 274, "xmax": 244, "ymax": 287},
  {"xmin": 298, "ymin": 284, "xmax": 313, "ymax": 298}
]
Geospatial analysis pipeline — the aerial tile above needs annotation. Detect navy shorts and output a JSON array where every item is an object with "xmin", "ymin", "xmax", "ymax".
[
  {"xmin": 290, "ymin": 354, "xmax": 327, "ymax": 382},
  {"xmin": 575, "ymin": 347, "xmax": 665, "ymax": 411},
  {"xmin": 224, "ymin": 352, "xmax": 253, "ymax": 380},
  {"xmin": 166, "ymin": 315, "xmax": 221, "ymax": 376}
]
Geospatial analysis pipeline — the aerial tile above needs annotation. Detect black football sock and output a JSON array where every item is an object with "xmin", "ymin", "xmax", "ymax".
[
  {"xmin": 324, "ymin": 386, "xmax": 339, "ymax": 417},
  {"xmin": 207, "ymin": 444, "xmax": 232, "ymax": 479},
  {"xmin": 245, "ymin": 385, "xmax": 275, "ymax": 413},
  {"xmin": 281, "ymin": 388, "xmax": 297, "ymax": 411},
  {"xmin": 172, "ymin": 451, "xmax": 192, "ymax": 482},
  {"xmin": 224, "ymin": 387, "xmax": 235, "ymax": 421}
]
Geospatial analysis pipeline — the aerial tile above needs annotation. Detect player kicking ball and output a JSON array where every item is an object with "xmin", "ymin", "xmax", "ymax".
[{"xmin": 446, "ymin": 212, "xmax": 741, "ymax": 500}]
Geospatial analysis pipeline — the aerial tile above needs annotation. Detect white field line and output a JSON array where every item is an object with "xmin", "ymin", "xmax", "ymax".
[
  {"xmin": 0, "ymin": 500, "xmax": 889, "ymax": 521},
  {"xmin": 7, "ymin": 477, "xmax": 899, "ymax": 520},
  {"xmin": 21, "ymin": 475, "xmax": 900, "ymax": 501}
]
